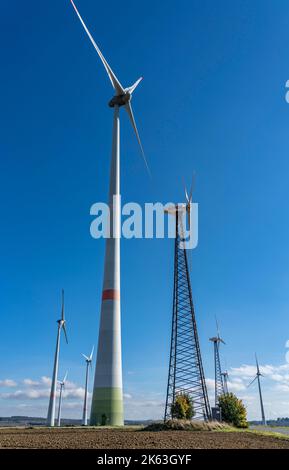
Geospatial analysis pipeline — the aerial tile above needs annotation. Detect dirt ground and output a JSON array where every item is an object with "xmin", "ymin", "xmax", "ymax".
[{"xmin": 0, "ymin": 427, "xmax": 289, "ymax": 449}]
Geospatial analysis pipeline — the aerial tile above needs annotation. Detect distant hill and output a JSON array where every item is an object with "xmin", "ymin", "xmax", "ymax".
[
  {"xmin": 0, "ymin": 416, "xmax": 155, "ymax": 427},
  {"xmin": 249, "ymin": 418, "xmax": 289, "ymax": 427}
]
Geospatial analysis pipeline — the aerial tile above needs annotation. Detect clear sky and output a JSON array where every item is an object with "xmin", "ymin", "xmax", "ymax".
[{"xmin": 1, "ymin": 0, "xmax": 289, "ymax": 421}]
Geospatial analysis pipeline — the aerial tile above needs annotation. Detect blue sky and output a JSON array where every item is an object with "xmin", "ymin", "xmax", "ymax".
[{"xmin": 1, "ymin": 0, "xmax": 289, "ymax": 421}]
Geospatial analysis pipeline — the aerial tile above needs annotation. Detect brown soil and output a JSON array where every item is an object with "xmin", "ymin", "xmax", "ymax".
[{"xmin": 0, "ymin": 427, "xmax": 289, "ymax": 449}]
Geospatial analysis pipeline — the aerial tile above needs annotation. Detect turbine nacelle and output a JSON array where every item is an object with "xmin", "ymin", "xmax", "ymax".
[
  {"xmin": 209, "ymin": 336, "xmax": 225, "ymax": 345},
  {"xmin": 82, "ymin": 346, "xmax": 94, "ymax": 366},
  {"xmin": 108, "ymin": 77, "xmax": 143, "ymax": 107},
  {"xmin": 58, "ymin": 372, "xmax": 68, "ymax": 389},
  {"xmin": 109, "ymin": 93, "xmax": 131, "ymax": 108}
]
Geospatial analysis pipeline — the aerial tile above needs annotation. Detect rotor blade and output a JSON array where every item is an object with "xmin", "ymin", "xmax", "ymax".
[
  {"xmin": 182, "ymin": 176, "xmax": 190, "ymax": 203},
  {"xmin": 125, "ymin": 77, "xmax": 143, "ymax": 95},
  {"xmin": 189, "ymin": 171, "xmax": 196, "ymax": 202},
  {"xmin": 63, "ymin": 371, "xmax": 68, "ymax": 383},
  {"xmin": 125, "ymin": 102, "xmax": 151, "ymax": 177},
  {"xmin": 185, "ymin": 188, "xmax": 189, "ymax": 203},
  {"xmin": 255, "ymin": 353, "xmax": 260, "ymax": 373},
  {"xmin": 184, "ymin": 179, "xmax": 192, "ymax": 232},
  {"xmin": 82, "ymin": 353, "xmax": 89, "ymax": 361},
  {"xmin": 247, "ymin": 376, "xmax": 257, "ymax": 388},
  {"xmin": 70, "ymin": 0, "xmax": 124, "ymax": 95},
  {"xmin": 89, "ymin": 345, "xmax": 95, "ymax": 361},
  {"xmin": 215, "ymin": 315, "xmax": 220, "ymax": 338},
  {"xmin": 62, "ymin": 323, "xmax": 68, "ymax": 344},
  {"xmin": 220, "ymin": 339, "xmax": 226, "ymax": 345},
  {"xmin": 61, "ymin": 289, "xmax": 65, "ymax": 321}
]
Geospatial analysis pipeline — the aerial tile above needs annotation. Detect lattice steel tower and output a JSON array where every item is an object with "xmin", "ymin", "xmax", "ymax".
[
  {"xmin": 164, "ymin": 202, "xmax": 211, "ymax": 421},
  {"xmin": 210, "ymin": 320, "xmax": 225, "ymax": 406}
]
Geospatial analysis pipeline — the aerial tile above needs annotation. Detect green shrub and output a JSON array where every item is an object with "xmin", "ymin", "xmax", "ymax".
[
  {"xmin": 144, "ymin": 419, "xmax": 229, "ymax": 432},
  {"xmin": 171, "ymin": 392, "xmax": 195, "ymax": 420},
  {"xmin": 218, "ymin": 393, "xmax": 248, "ymax": 428}
]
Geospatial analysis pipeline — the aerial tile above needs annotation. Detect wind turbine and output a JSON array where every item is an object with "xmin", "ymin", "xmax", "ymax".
[
  {"xmin": 82, "ymin": 346, "xmax": 94, "ymax": 426},
  {"xmin": 47, "ymin": 290, "xmax": 68, "ymax": 426},
  {"xmin": 209, "ymin": 317, "xmax": 225, "ymax": 407},
  {"xmin": 57, "ymin": 371, "xmax": 68, "ymax": 427},
  {"xmin": 164, "ymin": 185, "xmax": 212, "ymax": 422},
  {"xmin": 248, "ymin": 354, "xmax": 266, "ymax": 426},
  {"xmin": 69, "ymin": 0, "xmax": 149, "ymax": 426}
]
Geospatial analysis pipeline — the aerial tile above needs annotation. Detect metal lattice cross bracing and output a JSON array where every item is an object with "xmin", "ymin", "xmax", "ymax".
[
  {"xmin": 164, "ymin": 208, "xmax": 211, "ymax": 421},
  {"xmin": 212, "ymin": 341, "xmax": 225, "ymax": 406}
]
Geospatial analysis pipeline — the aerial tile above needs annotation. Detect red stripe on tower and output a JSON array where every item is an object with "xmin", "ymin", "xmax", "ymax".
[{"xmin": 102, "ymin": 289, "xmax": 120, "ymax": 301}]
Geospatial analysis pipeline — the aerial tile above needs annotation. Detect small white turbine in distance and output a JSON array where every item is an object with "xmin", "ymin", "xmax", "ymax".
[
  {"xmin": 47, "ymin": 290, "xmax": 68, "ymax": 426},
  {"xmin": 247, "ymin": 353, "xmax": 266, "ymax": 426},
  {"xmin": 82, "ymin": 346, "xmax": 94, "ymax": 426},
  {"xmin": 57, "ymin": 371, "xmax": 68, "ymax": 427},
  {"xmin": 221, "ymin": 370, "xmax": 229, "ymax": 394}
]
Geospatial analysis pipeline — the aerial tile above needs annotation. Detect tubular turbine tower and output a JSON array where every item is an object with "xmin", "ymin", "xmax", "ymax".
[
  {"xmin": 81, "ymin": 346, "xmax": 94, "ymax": 426},
  {"xmin": 47, "ymin": 290, "xmax": 68, "ymax": 426},
  {"xmin": 164, "ymin": 188, "xmax": 211, "ymax": 421},
  {"xmin": 70, "ymin": 1, "xmax": 149, "ymax": 425},
  {"xmin": 57, "ymin": 371, "xmax": 68, "ymax": 427},
  {"xmin": 221, "ymin": 370, "xmax": 229, "ymax": 394}
]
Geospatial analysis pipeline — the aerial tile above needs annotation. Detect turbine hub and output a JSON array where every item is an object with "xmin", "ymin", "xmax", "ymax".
[{"xmin": 108, "ymin": 93, "xmax": 130, "ymax": 108}]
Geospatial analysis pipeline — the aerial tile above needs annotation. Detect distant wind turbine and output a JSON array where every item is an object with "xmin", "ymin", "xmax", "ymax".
[
  {"xmin": 47, "ymin": 290, "xmax": 68, "ymax": 426},
  {"xmin": 209, "ymin": 317, "xmax": 225, "ymax": 406},
  {"xmin": 57, "ymin": 371, "xmax": 68, "ymax": 427},
  {"xmin": 82, "ymin": 346, "xmax": 94, "ymax": 426},
  {"xmin": 248, "ymin": 354, "xmax": 266, "ymax": 426},
  {"xmin": 70, "ymin": 0, "xmax": 149, "ymax": 426},
  {"xmin": 221, "ymin": 358, "xmax": 229, "ymax": 394},
  {"xmin": 221, "ymin": 370, "xmax": 229, "ymax": 394}
]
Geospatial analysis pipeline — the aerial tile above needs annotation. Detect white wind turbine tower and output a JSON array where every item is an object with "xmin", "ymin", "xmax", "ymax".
[
  {"xmin": 82, "ymin": 346, "xmax": 94, "ymax": 426},
  {"xmin": 221, "ymin": 358, "xmax": 229, "ymax": 394},
  {"xmin": 221, "ymin": 370, "xmax": 229, "ymax": 394},
  {"xmin": 47, "ymin": 290, "xmax": 68, "ymax": 426},
  {"xmin": 70, "ymin": 0, "xmax": 149, "ymax": 426},
  {"xmin": 57, "ymin": 371, "xmax": 68, "ymax": 427},
  {"xmin": 248, "ymin": 353, "xmax": 266, "ymax": 426}
]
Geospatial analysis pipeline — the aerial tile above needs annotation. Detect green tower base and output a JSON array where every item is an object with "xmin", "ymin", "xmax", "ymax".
[{"xmin": 90, "ymin": 387, "xmax": 124, "ymax": 426}]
